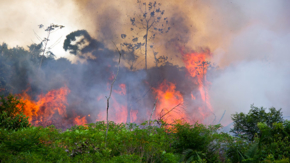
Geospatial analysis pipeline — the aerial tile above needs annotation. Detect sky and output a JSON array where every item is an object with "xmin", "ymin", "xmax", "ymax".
[{"xmin": 1, "ymin": 0, "xmax": 290, "ymax": 126}]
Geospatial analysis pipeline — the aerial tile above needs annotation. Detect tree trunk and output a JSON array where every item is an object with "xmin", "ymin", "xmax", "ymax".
[
  {"xmin": 202, "ymin": 62, "xmax": 206, "ymax": 109},
  {"xmin": 39, "ymin": 29, "xmax": 51, "ymax": 69},
  {"xmin": 126, "ymin": 84, "xmax": 131, "ymax": 123},
  {"xmin": 145, "ymin": 23, "xmax": 148, "ymax": 70}
]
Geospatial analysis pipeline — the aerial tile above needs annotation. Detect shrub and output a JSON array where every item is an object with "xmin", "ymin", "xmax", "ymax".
[
  {"xmin": 230, "ymin": 104, "xmax": 283, "ymax": 141},
  {"xmin": 0, "ymin": 94, "xmax": 30, "ymax": 130},
  {"xmin": 172, "ymin": 122, "xmax": 221, "ymax": 162},
  {"xmin": 0, "ymin": 126, "xmax": 69, "ymax": 162}
]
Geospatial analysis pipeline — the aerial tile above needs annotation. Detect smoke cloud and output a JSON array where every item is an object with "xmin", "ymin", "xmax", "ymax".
[
  {"xmin": 1, "ymin": 0, "xmax": 290, "ymax": 127},
  {"xmin": 207, "ymin": 0, "xmax": 290, "ymax": 125}
]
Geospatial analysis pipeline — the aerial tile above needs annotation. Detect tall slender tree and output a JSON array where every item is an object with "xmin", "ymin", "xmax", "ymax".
[
  {"xmin": 121, "ymin": 1, "xmax": 170, "ymax": 70},
  {"xmin": 38, "ymin": 24, "xmax": 64, "ymax": 68}
]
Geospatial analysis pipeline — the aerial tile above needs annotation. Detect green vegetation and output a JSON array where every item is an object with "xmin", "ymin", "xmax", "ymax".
[
  {"xmin": 0, "ymin": 94, "xmax": 30, "ymax": 130},
  {"xmin": 0, "ymin": 96, "xmax": 289, "ymax": 162},
  {"xmin": 230, "ymin": 104, "xmax": 284, "ymax": 141}
]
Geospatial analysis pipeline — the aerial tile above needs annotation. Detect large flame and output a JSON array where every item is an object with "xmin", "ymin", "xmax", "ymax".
[
  {"xmin": 182, "ymin": 51, "xmax": 213, "ymax": 121},
  {"xmin": 18, "ymin": 86, "xmax": 87, "ymax": 128},
  {"xmin": 153, "ymin": 80, "xmax": 185, "ymax": 124},
  {"xmin": 14, "ymin": 50, "xmax": 213, "ymax": 128}
]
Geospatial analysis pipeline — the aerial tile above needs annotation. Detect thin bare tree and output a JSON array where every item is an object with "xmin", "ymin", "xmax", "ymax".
[
  {"xmin": 105, "ymin": 42, "xmax": 122, "ymax": 147},
  {"xmin": 148, "ymin": 98, "xmax": 158, "ymax": 126},
  {"xmin": 38, "ymin": 24, "xmax": 64, "ymax": 68},
  {"xmin": 121, "ymin": 1, "xmax": 170, "ymax": 70}
]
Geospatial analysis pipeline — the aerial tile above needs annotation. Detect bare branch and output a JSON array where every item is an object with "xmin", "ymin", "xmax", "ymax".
[
  {"xmin": 39, "ymin": 23, "xmax": 64, "ymax": 69},
  {"xmin": 39, "ymin": 26, "xmax": 51, "ymax": 69},
  {"xmin": 105, "ymin": 41, "xmax": 122, "ymax": 147},
  {"xmin": 217, "ymin": 110, "xmax": 226, "ymax": 124},
  {"xmin": 159, "ymin": 103, "xmax": 182, "ymax": 120},
  {"xmin": 148, "ymin": 98, "xmax": 158, "ymax": 126},
  {"xmin": 148, "ymin": 19, "xmax": 156, "ymax": 29}
]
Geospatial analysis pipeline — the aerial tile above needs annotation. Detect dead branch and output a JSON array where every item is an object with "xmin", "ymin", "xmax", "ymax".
[
  {"xmin": 159, "ymin": 103, "xmax": 182, "ymax": 120},
  {"xmin": 217, "ymin": 110, "xmax": 226, "ymax": 124},
  {"xmin": 148, "ymin": 98, "xmax": 158, "ymax": 126},
  {"xmin": 39, "ymin": 28, "xmax": 51, "ymax": 69},
  {"xmin": 105, "ymin": 41, "xmax": 122, "ymax": 147}
]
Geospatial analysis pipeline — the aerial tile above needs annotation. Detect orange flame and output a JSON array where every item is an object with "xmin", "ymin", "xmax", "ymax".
[
  {"xmin": 113, "ymin": 84, "xmax": 126, "ymax": 95},
  {"xmin": 96, "ymin": 83, "xmax": 129, "ymax": 123},
  {"xmin": 111, "ymin": 84, "xmax": 127, "ymax": 123},
  {"xmin": 18, "ymin": 86, "xmax": 87, "ymax": 127},
  {"xmin": 130, "ymin": 110, "xmax": 138, "ymax": 122},
  {"xmin": 153, "ymin": 80, "xmax": 185, "ymax": 124},
  {"xmin": 74, "ymin": 116, "xmax": 87, "ymax": 126},
  {"xmin": 182, "ymin": 51, "xmax": 213, "ymax": 120}
]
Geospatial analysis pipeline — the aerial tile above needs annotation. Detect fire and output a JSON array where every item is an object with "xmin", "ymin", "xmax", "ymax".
[
  {"xmin": 111, "ymin": 84, "xmax": 128, "ymax": 123},
  {"xmin": 18, "ymin": 86, "xmax": 87, "ymax": 128},
  {"xmin": 191, "ymin": 94, "xmax": 196, "ymax": 100},
  {"xmin": 113, "ymin": 84, "xmax": 126, "ymax": 95},
  {"xmin": 13, "ymin": 49, "xmax": 213, "ymax": 128},
  {"xmin": 130, "ymin": 110, "xmax": 138, "ymax": 122},
  {"xmin": 111, "ymin": 95, "xmax": 127, "ymax": 123},
  {"xmin": 74, "ymin": 116, "xmax": 87, "ymax": 126},
  {"xmin": 153, "ymin": 80, "xmax": 185, "ymax": 124},
  {"xmin": 96, "ymin": 83, "xmax": 129, "ymax": 123},
  {"xmin": 182, "ymin": 51, "xmax": 213, "ymax": 120}
]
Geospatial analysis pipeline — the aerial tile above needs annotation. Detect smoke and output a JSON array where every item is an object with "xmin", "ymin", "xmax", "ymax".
[
  {"xmin": 207, "ymin": 0, "xmax": 290, "ymax": 126},
  {"xmin": 1, "ymin": 0, "xmax": 290, "ymax": 127}
]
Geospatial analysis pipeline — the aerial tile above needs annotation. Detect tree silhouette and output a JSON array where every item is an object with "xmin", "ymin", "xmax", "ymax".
[
  {"xmin": 121, "ymin": 1, "xmax": 170, "ymax": 70},
  {"xmin": 38, "ymin": 24, "xmax": 64, "ymax": 68}
]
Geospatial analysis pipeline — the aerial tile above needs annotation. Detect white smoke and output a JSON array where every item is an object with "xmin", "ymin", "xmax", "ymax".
[{"xmin": 209, "ymin": 0, "xmax": 290, "ymax": 126}]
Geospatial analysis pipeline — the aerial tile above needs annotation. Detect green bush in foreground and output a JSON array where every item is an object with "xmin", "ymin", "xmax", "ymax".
[
  {"xmin": 0, "ymin": 101, "xmax": 290, "ymax": 162},
  {"xmin": 1, "ymin": 120, "xmax": 289, "ymax": 162},
  {"xmin": 229, "ymin": 105, "xmax": 290, "ymax": 162},
  {"xmin": 0, "ymin": 94, "xmax": 30, "ymax": 131},
  {"xmin": 230, "ymin": 104, "xmax": 284, "ymax": 141},
  {"xmin": 0, "ymin": 120, "xmax": 224, "ymax": 162}
]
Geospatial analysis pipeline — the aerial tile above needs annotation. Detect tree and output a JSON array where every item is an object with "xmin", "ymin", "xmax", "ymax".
[
  {"xmin": 120, "ymin": 1, "xmax": 170, "ymax": 124},
  {"xmin": 105, "ymin": 43, "xmax": 122, "ymax": 147},
  {"xmin": 230, "ymin": 104, "xmax": 284, "ymax": 141},
  {"xmin": 121, "ymin": 0, "xmax": 170, "ymax": 70},
  {"xmin": 38, "ymin": 24, "xmax": 64, "ymax": 68}
]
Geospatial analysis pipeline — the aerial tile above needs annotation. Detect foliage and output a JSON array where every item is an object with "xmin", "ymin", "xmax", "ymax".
[
  {"xmin": 0, "ymin": 94, "xmax": 30, "ymax": 130},
  {"xmin": 230, "ymin": 104, "xmax": 284, "ymax": 141},
  {"xmin": 227, "ymin": 105, "xmax": 289, "ymax": 163},
  {"xmin": 0, "ymin": 118, "xmax": 226, "ymax": 162},
  {"xmin": 0, "ymin": 101, "xmax": 289, "ymax": 162},
  {"xmin": 171, "ymin": 122, "xmax": 222, "ymax": 162},
  {"xmin": 181, "ymin": 149, "xmax": 207, "ymax": 163},
  {"xmin": 0, "ymin": 126, "xmax": 68, "ymax": 162},
  {"xmin": 256, "ymin": 121, "xmax": 290, "ymax": 161}
]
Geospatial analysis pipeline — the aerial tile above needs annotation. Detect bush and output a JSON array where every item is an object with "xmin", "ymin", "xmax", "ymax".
[
  {"xmin": 107, "ymin": 154, "xmax": 141, "ymax": 163},
  {"xmin": 0, "ymin": 94, "xmax": 30, "ymax": 130},
  {"xmin": 226, "ymin": 109, "xmax": 290, "ymax": 163},
  {"xmin": 0, "ymin": 126, "xmax": 69, "ymax": 162},
  {"xmin": 160, "ymin": 152, "xmax": 179, "ymax": 163},
  {"xmin": 1, "ymin": 104, "xmax": 289, "ymax": 162},
  {"xmin": 230, "ymin": 104, "xmax": 283, "ymax": 141},
  {"xmin": 172, "ymin": 122, "xmax": 221, "ymax": 162}
]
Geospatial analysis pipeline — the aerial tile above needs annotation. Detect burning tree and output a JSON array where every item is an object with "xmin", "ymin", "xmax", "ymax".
[
  {"xmin": 119, "ymin": 1, "xmax": 171, "ymax": 124},
  {"xmin": 121, "ymin": 0, "xmax": 170, "ymax": 70},
  {"xmin": 181, "ymin": 48, "xmax": 214, "ymax": 122}
]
